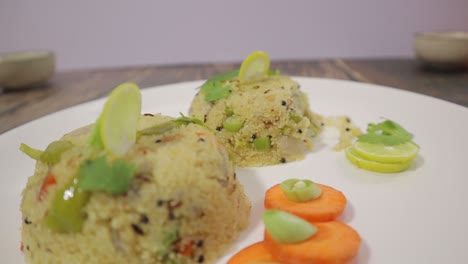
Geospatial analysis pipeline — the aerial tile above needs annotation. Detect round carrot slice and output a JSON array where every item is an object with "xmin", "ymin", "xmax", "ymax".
[
  {"xmin": 227, "ymin": 241, "xmax": 279, "ymax": 264},
  {"xmin": 264, "ymin": 221, "xmax": 361, "ymax": 264},
  {"xmin": 264, "ymin": 183, "xmax": 346, "ymax": 222}
]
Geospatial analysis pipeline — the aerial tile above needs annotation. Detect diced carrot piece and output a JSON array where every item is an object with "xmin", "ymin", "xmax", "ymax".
[
  {"xmin": 177, "ymin": 240, "xmax": 195, "ymax": 257},
  {"xmin": 264, "ymin": 183, "xmax": 346, "ymax": 222},
  {"xmin": 264, "ymin": 221, "xmax": 361, "ymax": 264},
  {"xmin": 37, "ymin": 172, "xmax": 57, "ymax": 201}
]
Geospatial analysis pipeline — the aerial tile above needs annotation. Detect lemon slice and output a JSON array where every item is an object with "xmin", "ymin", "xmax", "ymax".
[
  {"xmin": 90, "ymin": 82, "xmax": 142, "ymax": 156},
  {"xmin": 353, "ymin": 141, "xmax": 419, "ymax": 163},
  {"xmin": 238, "ymin": 50, "xmax": 271, "ymax": 82},
  {"xmin": 345, "ymin": 147, "xmax": 413, "ymax": 173}
]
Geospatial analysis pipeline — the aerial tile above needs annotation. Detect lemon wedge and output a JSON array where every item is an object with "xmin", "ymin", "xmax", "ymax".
[
  {"xmin": 89, "ymin": 82, "xmax": 142, "ymax": 156},
  {"xmin": 238, "ymin": 50, "xmax": 271, "ymax": 83}
]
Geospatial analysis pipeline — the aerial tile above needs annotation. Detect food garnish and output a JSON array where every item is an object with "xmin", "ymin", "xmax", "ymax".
[
  {"xmin": 20, "ymin": 140, "xmax": 73, "ymax": 164},
  {"xmin": 238, "ymin": 50, "xmax": 271, "ymax": 83},
  {"xmin": 77, "ymin": 156, "xmax": 136, "ymax": 195},
  {"xmin": 19, "ymin": 144, "xmax": 43, "ymax": 160},
  {"xmin": 262, "ymin": 210, "xmax": 317, "ymax": 244},
  {"xmin": 346, "ymin": 119, "xmax": 420, "ymax": 173},
  {"xmin": 265, "ymin": 182, "xmax": 346, "ymax": 222},
  {"xmin": 357, "ymin": 119, "xmax": 413, "ymax": 145},
  {"xmin": 89, "ymin": 82, "xmax": 142, "ymax": 156},
  {"xmin": 264, "ymin": 221, "xmax": 361, "ymax": 264},
  {"xmin": 200, "ymin": 70, "xmax": 239, "ymax": 102},
  {"xmin": 345, "ymin": 147, "xmax": 413, "ymax": 173},
  {"xmin": 199, "ymin": 51, "xmax": 280, "ymax": 102},
  {"xmin": 227, "ymin": 242, "xmax": 279, "ymax": 264},
  {"xmin": 280, "ymin": 179, "xmax": 322, "ymax": 202},
  {"xmin": 229, "ymin": 179, "xmax": 360, "ymax": 264},
  {"xmin": 138, "ymin": 114, "xmax": 208, "ymax": 136},
  {"xmin": 353, "ymin": 141, "xmax": 419, "ymax": 163}
]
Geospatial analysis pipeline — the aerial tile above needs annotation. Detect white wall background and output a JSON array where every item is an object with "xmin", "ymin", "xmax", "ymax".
[{"xmin": 1, "ymin": 0, "xmax": 467, "ymax": 71}]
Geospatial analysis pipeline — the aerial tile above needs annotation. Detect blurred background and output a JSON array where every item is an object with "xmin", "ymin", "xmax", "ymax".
[{"xmin": 1, "ymin": 0, "xmax": 468, "ymax": 71}]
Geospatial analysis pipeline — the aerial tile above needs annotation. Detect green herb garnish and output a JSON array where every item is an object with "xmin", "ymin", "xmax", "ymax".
[
  {"xmin": 77, "ymin": 156, "xmax": 136, "ymax": 195},
  {"xmin": 201, "ymin": 81, "xmax": 231, "ymax": 102},
  {"xmin": 358, "ymin": 120, "xmax": 413, "ymax": 146},
  {"xmin": 206, "ymin": 69, "xmax": 239, "ymax": 82},
  {"xmin": 139, "ymin": 114, "xmax": 209, "ymax": 137},
  {"xmin": 200, "ymin": 70, "xmax": 238, "ymax": 102},
  {"xmin": 173, "ymin": 113, "xmax": 208, "ymax": 128},
  {"xmin": 268, "ymin": 68, "xmax": 281, "ymax": 76},
  {"xmin": 20, "ymin": 140, "xmax": 73, "ymax": 164}
]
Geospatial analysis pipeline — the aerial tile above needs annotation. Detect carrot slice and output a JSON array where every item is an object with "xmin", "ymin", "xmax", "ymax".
[
  {"xmin": 264, "ymin": 221, "xmax": 361, "ymax": 264},
  {"xmin": 264, "ymin": 183, "xmax": 346, "ymax": 222},
  {"xmin": 228, "ymin": 241, "xmax": 279, "ymax": 264}
]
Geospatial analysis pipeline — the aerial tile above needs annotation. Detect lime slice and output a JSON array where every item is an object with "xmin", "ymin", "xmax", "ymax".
[
  {"xmin": 238, "ymin": 50, "xmax": 271, "ymax": 82},
  {"xmin": 345, "ymin": 147, "xmax": 413, "ymax": 173},
  {"xmin": 353, "ymin": 141, "xmax": 419, "ymax": 163},
  {"xmin": 95, "ymin": 82, "xmax": 142, "ymax": 156}
]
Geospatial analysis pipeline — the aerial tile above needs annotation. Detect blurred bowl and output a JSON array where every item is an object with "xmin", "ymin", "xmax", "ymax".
[
  {"xmin": 0, "ymin": 51, "xmax": 55, "ymax": 90},
  {"xmin": 413, "ymin": 31, "xmax": 468, "ymax": 70}
]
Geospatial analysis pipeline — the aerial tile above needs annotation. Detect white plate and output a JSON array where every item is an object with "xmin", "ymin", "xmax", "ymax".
[{"xmin": 1, "ymin": 77, "xmax": 467, "ymax": 264}]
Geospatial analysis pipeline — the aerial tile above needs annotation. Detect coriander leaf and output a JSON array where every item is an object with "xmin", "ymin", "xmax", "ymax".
[
  {"xmin": 206, "ymin": 69, "xmax": 239, "ymax": 82},
  {"xmin": 200, "ymin": 70, "xmax": 238, "ymax": 102},
  {"xmin": 367, "ymin": 120, "xmax": 412, "ymax": 140},
  {"xmin": 359, "ymin": 120, "xmax": 413, "ymax": 146},
  {"xmin": 201, "ymin": 81, "xmax": 231, "ymax": 102},
  {"xmin": 77, "ymin": 156, "xmax": 136, "ymax": 195}
]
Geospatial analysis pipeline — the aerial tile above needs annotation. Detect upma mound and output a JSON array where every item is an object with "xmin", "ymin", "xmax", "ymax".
[
  {"xmin": 20, "ymin": 114, "xmax": 251, "ymax": 264},
  {"xmin": 189, "ymin": 74, "xmax": 323, "ymax": 167}
]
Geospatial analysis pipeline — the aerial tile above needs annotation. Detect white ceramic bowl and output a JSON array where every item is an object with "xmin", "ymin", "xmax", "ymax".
[
  {"xmin": 0, "ymin": 51, "xmax": 55, "ymax": 90},
  {"xmin": 413, "ymin": 31, "xmax": 468, "ymax": 70}
]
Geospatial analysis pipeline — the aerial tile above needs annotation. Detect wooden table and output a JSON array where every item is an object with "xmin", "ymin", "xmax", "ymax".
[{"xmin": 1, "ymin": 58, "xmax": 467, "ymax": 134}]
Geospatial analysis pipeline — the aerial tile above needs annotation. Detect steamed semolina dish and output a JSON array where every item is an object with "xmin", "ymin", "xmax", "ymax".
[
  {"xmin": 190, "ymin": 71, "xmax": 323, "ymax": 167},
  {"xmin": 20, "ymin": 85, "xmax": 250, "ymax": 264},
  {"xmin": 189, "ymin": 51, "xmax": 364, "ymax": 167}
]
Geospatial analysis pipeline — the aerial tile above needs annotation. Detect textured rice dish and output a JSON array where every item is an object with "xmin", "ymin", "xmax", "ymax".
[
  {"xmin": 189, "ymin": 75, "xmax": 323, "ymax": 167},
  {"xmin": 20, "ymin": 114, "xmax": 251, "ymax": 264}
]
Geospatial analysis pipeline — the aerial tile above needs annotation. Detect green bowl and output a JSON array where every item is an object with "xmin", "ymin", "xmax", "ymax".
[{"xmin": 0, "ymin": 51, "xmax": 55, "ymax": 90}]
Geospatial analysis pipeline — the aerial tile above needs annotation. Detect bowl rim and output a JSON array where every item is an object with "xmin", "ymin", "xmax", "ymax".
[
  {"xmin": 0, "ymin": 50, "xmax": 54, "ymax": 64},
  {"xmin": 414, "ymin": 31, "xmax": 468, "ymax": 41}
]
